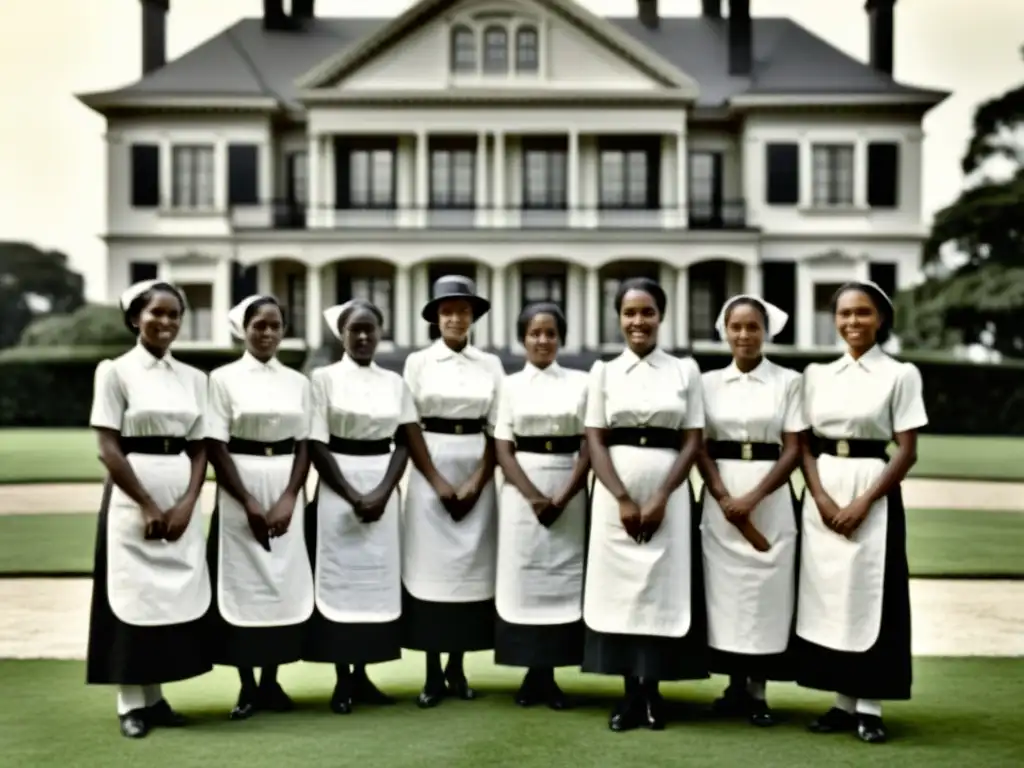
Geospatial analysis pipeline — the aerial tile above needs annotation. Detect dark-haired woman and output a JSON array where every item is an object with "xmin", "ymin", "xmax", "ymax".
[
  {"xmin": 696, "ymin": 294, "xmax": 805, "ymax": 727},
  {"xmin": 402, "ymin": 275, "xmax": 505, "ymax": 707},
  {"xmin": 304, "ymin": 299, "xmax": 417, "ymax": 713},
  {"xmin": 86, "ymin": 279, "xmax": 211, "ymax": 739},
  {"xmin": 494, "ymin": 303, "xmax": 589, "ymax": 709},
  {"xmin": 204, "ymin": 295, "xmax": 314, "ymax": 720},
  {"xmin": 795, "ymin": 280, "xmax": 927, "ymax": 744},
  {"xmin": 583, "ymin": 277, "xmax": 708, "ymax": 732}
]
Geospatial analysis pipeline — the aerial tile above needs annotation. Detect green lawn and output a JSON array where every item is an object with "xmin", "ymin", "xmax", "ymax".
[
  {"xmin": 1, "ymin": 429, "xmax": 1023, "ymax": 484},
  {"xmin": 1, "ymin": 658, "xmax": 1021, "ymax": 767},
  {"xmin": 1, "ymin": 508, "xmax": 1020, "ymax": 579}
]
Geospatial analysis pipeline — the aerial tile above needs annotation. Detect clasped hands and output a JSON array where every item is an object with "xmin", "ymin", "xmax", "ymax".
[
  {"xmin": 432, "ymin": 476, "xmax": 484, "ymax": 522},
  {"xmin": 814, "ymin": 492, "xmax": 871, "ymax": 538},
  {"xmin": 525, "ymin": 487, "xmax": 577, "ymax": 528},
  {"xmin": 618, "ymin": 490, "xmax": 668, "ymax": 544},
  {"xmin": 243, "ymin": 490, "xmax": 300, "ymax": 551},
  {"xmin": 140, "ymin": 497, "xmax": 199, "ymax": 544}
]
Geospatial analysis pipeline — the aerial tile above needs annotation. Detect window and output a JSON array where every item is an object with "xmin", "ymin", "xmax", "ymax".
[
  {"xmin": 812, "ymin": 144, "xmax": 855, "ymax": 207},
  {"xmin": 483, "ymin": 26, "xmax": 508, "ymax": 73},
  {"xmin": 688, "ymin": 151, "xmax": 723, "ymax": 225},
  {"xmin": 813, "ymin": 282, "xmax": 844, "ymax": 346},
  {"xmin": 430, "ymin": 146, "xmax": 475, "ymax": 208},
  {"xmin": 338, "ymin": 274, "xmax": 393, "ymax": 340},
  {"xmin": 284, "ymin": 273, "xmax": 307, "ymax": 340},
  {"xmin": 335, "ymin": 141, "xmax": 395, "ymax": 209},
  {"xmin": 227, "ymin": 144, "xmax": 259, "ymax": 206},
  {"xmin": 171, "ymin": 145, "xmax": 215, "ymax": 209},
  {"xmin": 688, "ymin": 261, "xmax": 728, "ymax": 342},
  {"xmin": 764, "ymin": 142, "xmax": 799, "ymax": 205},
  {"xmin": 287, "ymin": 151, "xmax": 307, "ymax": 205},
  {"xmin": 451, "ymin": 25, "xmax": 476, "ymax": 72},
  {"xmin": 599, "ymin": 144, "xmax": 657, "ymax": 208},
  {"xmin": 515, "ymin": 26, "xmax": 539, "ymax": 72},
  {"xmin": 520, "ymin": 266, "xmax": 566, "ymax": 311},
  {"xmin": 176, "ymin": 283, "xmax": 213, "ymax": 341},
  {"xmin": 522, "ymin": 144, "xmax": 566, "ymax": 209},
  {"xmin": 231, "ymin": 261, "xmax": 257, "ymax": 306},
  {"xmin": 129, "ymin": 262, "xmax": 158, "ymax": 285},
  {"xmin": 869, "ymin": 262, "xmax": 898, "ymax": 302},
  {"xmin": 867, "ymin": 142, "xmax": 900, "ymax": 208},
  {"xmin": 761, "ymin": 261, "xmax": 796, "ymax": 345},
  {"xmin": 130, "ymin": 144, "xmax": 160, "ymax": 208}
]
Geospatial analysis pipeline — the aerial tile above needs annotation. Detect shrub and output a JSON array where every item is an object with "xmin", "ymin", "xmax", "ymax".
[{"xmin": 18, "ymin": 304, "xmax": 132, "ymax": 347}]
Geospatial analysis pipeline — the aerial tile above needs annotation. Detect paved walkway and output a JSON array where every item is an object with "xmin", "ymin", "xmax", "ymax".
[
  {"xmin": 2, "ymin": 578, "xmax": 1021, "ymax": 659},
  {"xmin": 1, "ymin": 475, "xmax": 1022, "ymax": 515}
]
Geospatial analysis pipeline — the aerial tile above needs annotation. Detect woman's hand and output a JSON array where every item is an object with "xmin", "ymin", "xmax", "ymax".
[
  {"xmin": 244, "ymin": 498, "xmax": 272, "ymax": 552},
  {"xmin": 618, "ymin": 497, "xmax": 643, "ymax": 541},
  {"xmin": 639, "ymin": 490, "xmax": 669, "ymax": 542},
  {"xmin": 163, "ymin": 499, "xmax": 195, "ymax": 543},
  {"xmin": 266, "ymin": 491, "xmax": 297, "ymax": 537},
  {"xmin": 813, "ymin": 491, "xmax": 842, "ymax": 532},
  {"xmin": 140, "ymin": 500, "xmax": 166, "ymax": 541},
  {"xmin": 831, "ymin": 496, "xmax": 872, "ymax": 538}
]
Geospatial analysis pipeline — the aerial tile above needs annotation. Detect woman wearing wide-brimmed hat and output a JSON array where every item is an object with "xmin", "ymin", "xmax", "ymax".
[{"xmin": 401, "ymin": 274, "xmax": 506, "ymax": 708}]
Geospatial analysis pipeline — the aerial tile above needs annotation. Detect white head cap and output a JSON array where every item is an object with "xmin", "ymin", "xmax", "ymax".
[
  {"xmin": 119, "ymin": 279, "xmax": 164, "ymax": 312},
  {"xmin": 322, "ymin": 301, "xmax": 357, "ymax": 342},
  {"xmin": 714, "ymin": 294, "xmax": 790, "ymax": 340},
  {"xmin": 228, "ymin": 295, "xmax": 276, "ymax": 341}
]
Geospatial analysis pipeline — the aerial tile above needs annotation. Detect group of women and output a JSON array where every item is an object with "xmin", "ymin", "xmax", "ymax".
[{"xmin": 86, "ymin": 271, "xmax": 928, "ymax": 747}]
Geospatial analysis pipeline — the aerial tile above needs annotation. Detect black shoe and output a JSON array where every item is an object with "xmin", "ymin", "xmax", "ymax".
[
  {"xmin": 230, "ymin": 687, "xmax": 259, "ymax": 721},
  {"xmin": 856, "ymin": 714, "xmax": 888, "ymax": 743},
  {"xmin": 514, "ymin": 674, "xmax": 543, "ymax": 707},
  {"xmin": 643, "ymin": 688, "xmax": 667, "ymax": 730},
  {"xmin": 748, "ymin": 699, "xmax": 776, "ymax": 727},
  {"xmin": 444, "ymin": 672, "xmax": 478, "ymax": 701},
  {"xmin": 808, "ymin": 707, "xmax": 857, "ymax": 734},
  {"xmin": 352, "ymin": 673, "xmax": 396, "ymax": 706},
  {"xmin": 545, "ymin": 680, "xmax": 572, "ymax": 711},
  {"xmin": 258, "ymin": 682, "xmax": 294, "ymax": 713},
  {"xmin": 330, "ymin": 681, "xmax": 354, "ymax": 715},
  {"xmin": 711, "ymin": 685, "xmax": 750, "ymax": 717},
  {"xmin": 119, "ymin": 711, "xmax": 149, "ymax": 739},
  {"xmin": 416, "ymin": 680, "xmax": 447, "ymax": 709},
  {"xmin": 609, "ymin": 694, "xmax": 646, "ymax": 732},
  {"xmin": 146, "ymin": 699, "xmax": 187, "ymax": 727}
]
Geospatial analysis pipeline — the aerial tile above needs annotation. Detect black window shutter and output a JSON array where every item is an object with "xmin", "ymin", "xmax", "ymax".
[
  {"xmin": 765, "ymin": 143, "xmax": 799, "ymax": 205},
  {"xmin": 227, "ymin": 144, "xmax": 259, "ymax": 205},
  {"xmin": 334, "ymin": 138, "xmax": 350, "ymax": 209},
  {"xmin": 130, "ymin": 144, "xmax": 160, "ymax": 208},
  {"xmin": 867, "ymin": 142, "xmax": 899, "ymax": 208},
  {"xmin": 761, "ymin": 261, "xmax": 796, "ymax": 345},
  {"xmin": 129, "ymin": 261, "xmax": 158, "ymax": 284},
  {"xmin": 231, "ymin": 261, "xmax": 258, "ymax": 305},
  {"xmin": 869, "ymin": 262, "xmax": 898, "ymax": 302}
]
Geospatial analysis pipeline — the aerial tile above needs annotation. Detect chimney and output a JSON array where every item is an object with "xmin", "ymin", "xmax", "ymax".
[
  {"xmin": 637, "ymin": 0, "xmax": 658, "ymax": 30},
  {"xmin": 139, "ymin": 0, "xmax": 168, "ymax": 76},
  {"xmin": 728, "ymin": 0, "xmax": 752, "ymax": 76},
  {"xmin": 702, "ymin": 0, "xmax": 722, "ymax": 18},
  {"xmin": 866, "ymin": 0, "xmax": 896, "ymax": 75}
]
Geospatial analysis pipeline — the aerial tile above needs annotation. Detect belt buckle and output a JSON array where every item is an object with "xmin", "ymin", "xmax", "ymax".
[
  {"xmin": 741, "ymin": 442, "xmax": 753, "ymax": 461},
  {"xmin": 544, "ymin": 440, "xmax": 553, "ymax": 452},
  {"xmin": 163, "ymin": 438, "xmax": 170, "ymax": 453},
  {"xmin": 639, "ymin": 435, "xmax": 648, "ymax": 446},
  {"xmin": 265, "ymin": 445, "xmax": 273, "ymax": 457},
  {"xmin": 454, "ymin": 423, "xmax": 463, "ymax": 435},
  {"xmin": 836, "ymin": 439, "xmax": 850, "ymax": 458}
]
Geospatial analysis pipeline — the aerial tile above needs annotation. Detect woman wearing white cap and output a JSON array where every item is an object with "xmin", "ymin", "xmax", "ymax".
[
  {"xmin": 401, "ymin": 275, "xmax": 505, "ymax": 708},
  {"xmin": 204, "ymin": 295, "xmax": 314, "ymax": 720},
  {"xmin": 304, "ymin": 299, "xmax": 417, "ymax": 714},
  {"xmin": 795, "ymin": 281, "xmax": 927, "ymax": 744},
  {"xmin": 695, "ymin": 295, "xmax": 805, "ymax": 727},
  {"xmin": 86, "ymin": 279, "xmax": 211, "ymax": 739}
]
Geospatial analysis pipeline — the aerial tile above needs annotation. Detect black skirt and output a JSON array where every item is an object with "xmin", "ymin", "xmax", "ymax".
[
  {"xmin": 86, "ymin": 479, "xmax": 212, "ymax": 686},
  {"xmin": 705, "ymin": 483, "xmax": 801, "ymax": 683},
  {"xmin": 494, "ymin": 617, "xmax": 584, "ymax": 668},
  {"xmin": 581, "ymin": 480, "xmax": 710, "ymax": 682},
  {"xmin": 793, "ymin": 484, "xmax": 912, "ymax": 700},
  {"xmin": 401, "ymin": 590, "xmax": 496, "ymax": 653},
  {"xmin": 204, "ymin": 504, "xmax": 307, "ymax": 669},
  {"xmin": 302, "ymin": 494, "xmax": 403, "ymax": 665}
]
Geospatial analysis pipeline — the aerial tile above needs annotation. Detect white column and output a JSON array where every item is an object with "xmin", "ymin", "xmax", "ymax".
[
  {"xmin": 214, "ymin": 140, "xmax": 228, "ymax": 211},
  {"xmin": 795, "ymin": 261, "xmax": 813, "ymax": 347},
  {"xmin": 305, "ymin": 264, "xmax": 323, "ymax": 348},
  {"xmin": 212, "ymin": 258, "xmax": 232, "ymax": 344},
  {"xmin": 416, "ymin": 130, "xmax": 428, "ymax": 227},
  {"xmin": 854, "ymin": 134, "xmax": 868, "ymax": 207},
  {"xmin": 394, "ymin": 264, "xmax": 411, "ymax": 346},
  {"xmin": 493, "ymin": 132, "xmax": 506, "ymax": 226},
  {"xmin": 584, "ymin": 266, "xmax": 600, "ymax": 349},
  {"xmin": 323, "ymin": 136, "xmax": 335, "ymax": 224},
  {"xmin": 799, "ymin": 137, "xmax": 812, "ymax": 207},
  {"xmin": 307, "ymin": 133, "xmax": 321, "ymax": 227},
  {"xmin": 744, "ymin": 262, "xmax": 763, "ymax": 297},
  {"xmin": 676, "ymin": 128, "xmax": 688, "ymax": 227},
  {"xmin": 159, "ymin": 136, "xmax": 172, "ymax": 207},
  {"xmin": 256, "ymin": 262, "xmax": 272, "ymax": 295},
  {"xmin": 565, "ymin": 265, "xmax": 583, "ymax": 353},
  {"xmin": 567, "ymin": 129, "xmax": 579, "ymax": 224},
  {"xmin": 412, "ymin": 264, "xmax": 430, "ymax": 346},
  {"xmin": 658, "ymin": 264, "xmax": 676, "ymax": 350},
  {"xmin": 674, "ymin": 266, "xmax": 689, "ymax": 348},
  {"xmin": 476, "ymin": 132, "xmax": 488, "ymax": 225},
  {"xmin": 490, "ymin": 264, "xmax": 507, "ymax": 350},
  {"xmin": 474, "ymin": 265, "xmax": 491, "ymax": 348}
]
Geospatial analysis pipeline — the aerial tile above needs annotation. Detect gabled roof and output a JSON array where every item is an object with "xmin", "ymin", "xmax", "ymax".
[{"xmin": 77, "ymin": 13, "xmax": 949, "ymax": 116}]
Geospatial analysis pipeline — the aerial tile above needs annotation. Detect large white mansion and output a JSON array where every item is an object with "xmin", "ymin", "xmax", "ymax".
[{"xmin": 80, "ymin": 0, "xmax": 947, "ymax": 355}]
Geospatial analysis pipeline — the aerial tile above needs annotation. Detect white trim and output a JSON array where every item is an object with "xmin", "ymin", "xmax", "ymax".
[{"xmin": 730, "ymin": 92, "xmax": 947, "ymax": 109}]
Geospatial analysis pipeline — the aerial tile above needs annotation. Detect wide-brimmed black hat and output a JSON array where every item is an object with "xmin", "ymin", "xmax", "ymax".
[{"xmin": 420, "ymin": 274, "xmax": 491, "ymax": 322}]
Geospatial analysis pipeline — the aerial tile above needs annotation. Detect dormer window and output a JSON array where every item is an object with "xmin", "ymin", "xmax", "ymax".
[
  {"xmin": 515, "ymin": 26, "xmax": 539, "ymax": 72},
  {"xmin": 449, "ymin": 18, "xmax": 541, "ymax": 76},
  {"xmin": 451, "ymin": 25, "xmax": 476, "ymax": 72},
  {"xmin": 483, "ymin": 26, "xmax": 509, "ymax": 72}
]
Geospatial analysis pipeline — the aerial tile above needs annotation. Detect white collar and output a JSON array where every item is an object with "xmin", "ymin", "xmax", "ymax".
[
  {"xmin": 430, "ymin": 338, "xmax": 481, "ymax": 362},
  {"xmin": 834, "ymin": 344, "xmax": 887, "ymax": 373},
  {"xmin": 524, "ymin": 360, "xmax": 561, "ymax": 379},
  {"xmin": 129, "ymin": 342, "xmax": 174, "ymax": 370},
  {"xmin": 240, "ymin": 350, "xmax": 282, "ymax": 371},
  {"xmin": 723, "ymin": 357, "xmax": 769, "ymax": 383}
]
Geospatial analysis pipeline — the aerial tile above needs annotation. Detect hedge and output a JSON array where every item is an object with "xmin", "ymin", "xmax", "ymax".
[{"xmin": 0, "ymin": 344, "xmax": 1021, "ymax": 434}]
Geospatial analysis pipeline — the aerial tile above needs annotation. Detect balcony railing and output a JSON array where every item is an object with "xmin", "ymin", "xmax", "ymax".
[{"xmin": 229, "ymin": 201, "xmax": 748, "ymax": 232}]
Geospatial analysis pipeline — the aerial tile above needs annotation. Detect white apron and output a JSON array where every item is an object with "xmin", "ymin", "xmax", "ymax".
[
  {"xmin": 315, "ymin": 450, "xmax": 402, "ymax": 623},
  {"xmin": 701, "ymin": 458, "xmax": 797, "ymax": 655},
  {"xmin": 582, "ymin": 445, "xmax": 692, "ymax": 637},
  {"xmin": 796, "ymin": 453, "xmax": 888, "ymax": 652},
  {"xmin": 217, "ymin": 452, "xmax": 313, "ymax": 627},
  {"xmin": 495, "ymin": 450, "xmax": 586, "ymax": 625},
  {"xmin": 107, "ymin": 452, "xmax": 211, "ymax": 626},
  {"xmin": 402, "ymin": 431, "xmax": 497, "ymax": 602}
]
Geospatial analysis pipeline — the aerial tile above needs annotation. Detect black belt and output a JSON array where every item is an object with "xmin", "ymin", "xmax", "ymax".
[
  {"xmin": 514, "ymin": 435, "xmax": 582, "ymax": 454},
  {"xmin": 327, "ymin": 436, "xmax": 392, "ymax": 456},
  {"xmin": 227, "ymin": 438, "xmax": 295, "ymax": 457},
  {"xmin": 421, "ymin": 418, "xmax": 485, "ymax": 435},
  {"xmin": 605, "ymin": 427, "xmax": 681, "ymax": 450},
  {"xmin": 707, "ymin": 440, "xmax": 781, "ymax": 462},
  {"xmin": 119, "ymin": 437, "xmax": 187, "ymax": 455},
  {"xmin": 815, "ymin": 437, "xmax": 889, "ymax": 460}
]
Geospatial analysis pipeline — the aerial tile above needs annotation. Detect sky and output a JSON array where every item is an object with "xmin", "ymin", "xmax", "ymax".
[{"xmin": 0, "ymin": 0, "xmax": 1020, "ymax": 301}]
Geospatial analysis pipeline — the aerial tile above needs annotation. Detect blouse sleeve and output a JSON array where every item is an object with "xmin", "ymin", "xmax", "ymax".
[
  {"xmin": 892, "ymin": 363, "xmax": 929, "ymax": 433},
  {"xmin": 484, "ymin": 357, "xmax": 505, "ymax": 437},
  {"xmin": 309, "ymin": 369, "xmax": 330, "ymax": 444},
  {"xmin": 681, "ymin": 357, "xmax": 705, "ymax": 430},
  {"xmin": 296, "ymin": 376, "xmax": 312, "ymax": 441},
  {"xmin": 186, "ymin": 371, "xmax": 207, "ymax": 442},
  {"xmin": 782, "ymin": 373, "xmax": 809, "ymax": 434},
  {"xmin": 584, "ymin": 361, "xmax": 607, "ymax": 429},
  {"xmin": 402, "ymin": 352, "xmax": 421, "ymax": 403},
  {"xmin": 801, "ymin": 364, "xmax": 817, "ymax": 429},
  {"xmin": 493, "ymin": 375, "xmax": 515, "ymax": 442},
  {"xmin": 204, "ymin": 371, "xmax": 232, "ymax": 442},
  {"xmin": 89, "ymin": 360, "xmax": 125, "ymax": 431},
  {"xmin": 398, "ymin": 379, "xmax": 419, "ymax": 426}
]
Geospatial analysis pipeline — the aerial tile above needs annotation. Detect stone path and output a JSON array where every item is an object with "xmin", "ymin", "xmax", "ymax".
[
  {"xmin": 2, "ymin": 578, "xmax": 1021, "ymax": 659},
  {"xmin": 1, "ymin": 475, "xmax": 1023, "ymax": 515}
]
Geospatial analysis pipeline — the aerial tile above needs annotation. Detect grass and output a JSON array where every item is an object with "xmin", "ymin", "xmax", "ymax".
[
  {"xmin": 0, "ymin": 508, "xmax": 1020, "ymax": 579},
  {"xmin": 1, "ymin": 658, "xmax": 1021, "ymax": 767}
]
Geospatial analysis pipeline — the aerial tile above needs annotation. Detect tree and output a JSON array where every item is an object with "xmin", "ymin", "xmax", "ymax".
[
  {"xmin": 900, "ymin": 49, "xmax": 1024, "ymax": 355},
  {"xmin": 18, "ymin": 304, "xmax": 133, "ymax": 347},
  {"xmin": 0, "ymin": 242, "xmax": 86, "ymax": 349}
]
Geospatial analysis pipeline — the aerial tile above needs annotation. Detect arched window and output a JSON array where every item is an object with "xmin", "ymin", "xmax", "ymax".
[
  {"xmin": 482, "ymin": 25, "xmax": 509, "ymax": 73},
  {"xmin": 450, "ymin": 25, "xmax": 476, "ymax": 72},
  {"xmin": 515, "ymin": 25, "xmax": 539, "ymax": 72}
]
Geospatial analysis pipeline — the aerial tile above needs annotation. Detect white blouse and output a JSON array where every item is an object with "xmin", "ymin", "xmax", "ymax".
[
  {"xmin": 702, "ymin": 358, "xmax": 807, "ymax": 444},
  {"xmin": 494, "ymin": 362, "xmax": 588, "ymax": 441},
  {"xmin": 89, "ymin": 344, "xmax": 206, "ymax": 439},
  {"xmin": 403, "ymin": 340, "xmax": 505, "ymax": 435},
  {"xmin": 585, "ymin": 348, "xmax": 704, "ymax": 431},
  {"xmin": 310, "ymin": 355, "xmax": 418, "ymax": 443},
  {"xmin": 205, "ymin": 352, "xmax": 311, "ymax": 443},
  {"xmin": 803, "ymin": 345, "xmax": 929, "ymax": 440}
]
